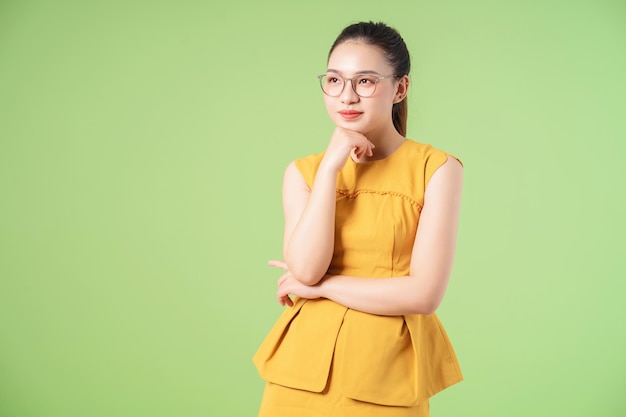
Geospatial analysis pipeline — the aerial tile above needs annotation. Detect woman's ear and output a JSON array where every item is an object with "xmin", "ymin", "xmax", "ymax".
[{"xmin": 393, "ymin": 75, "xmax": 409, "ymax": 104}]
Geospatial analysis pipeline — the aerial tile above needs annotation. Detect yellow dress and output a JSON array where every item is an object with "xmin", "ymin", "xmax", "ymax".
[{"xmin": 253, "ymin": 140, "xmax": 463, "ymax": 416}]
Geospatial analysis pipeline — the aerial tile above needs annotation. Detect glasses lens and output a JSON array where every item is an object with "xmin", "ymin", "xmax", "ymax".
[
  {"xmin": 320, "ymin": 75, "xmax": 344, "ymax": 96},
  {"xmin": 319, "ymin": 74, "xmax": 380, "ymax": 97},
  {"xmin": 354, "ymin": 75, "xmax": 378, "ymax": 97}
]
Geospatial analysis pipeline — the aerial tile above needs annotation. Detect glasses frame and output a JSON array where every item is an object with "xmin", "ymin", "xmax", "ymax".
[{"xmin": 316, "ymin": 72, "xmax": 399, "ymax": 98}]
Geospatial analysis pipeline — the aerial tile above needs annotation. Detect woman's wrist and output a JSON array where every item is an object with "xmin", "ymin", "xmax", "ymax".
[
  {"xmin": 317, "ymin": 274, "xmax": 332, "ymax": 299},
  {"xmin": 317, "ymin": 159, "xmax": 341, "ymax": 176}
]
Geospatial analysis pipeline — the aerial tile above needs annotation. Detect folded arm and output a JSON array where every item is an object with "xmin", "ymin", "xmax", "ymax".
[{"xmin": 276, "ymin": 156, "xmax": 464, "ymax": 316}]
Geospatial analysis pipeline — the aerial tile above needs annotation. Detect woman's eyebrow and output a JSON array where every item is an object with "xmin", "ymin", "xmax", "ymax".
[{"xmin": 326, "ymin": 69, "xmax": 382, "ymax": 75}]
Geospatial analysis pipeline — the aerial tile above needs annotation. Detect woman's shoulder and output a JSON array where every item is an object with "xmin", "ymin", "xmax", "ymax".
[
  {"xmin": 294, "ymin": 150, "xmax": 326, "ymax": 172},
  {"xmin": 401, "ymin": 140, "xmax": 462, "ymax": 193},
  {"xmin": 402, "ymin": 139, "xmax": 462, "ymax": 176},
  {"xmin": 403, "ymin": 139, "xmax": 461, "ymax": 164},
  {"xmin": 290, "ymin": 150, "xmax": 327, "ymax": 189}
]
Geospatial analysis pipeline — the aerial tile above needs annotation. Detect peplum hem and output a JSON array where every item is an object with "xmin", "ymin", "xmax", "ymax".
[{"xmin": 253, "ymin": 298, "xmax": 463, "ymax": 407}]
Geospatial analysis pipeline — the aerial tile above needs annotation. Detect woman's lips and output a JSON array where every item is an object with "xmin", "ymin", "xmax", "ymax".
[{"xmin": 339, "ymin": 110, "xmax": 363, "ymax": 120}]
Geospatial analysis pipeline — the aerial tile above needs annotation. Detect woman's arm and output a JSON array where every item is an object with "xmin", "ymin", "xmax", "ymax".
[
  {"xmin": 276, "ymin": 156, "xmax": 464, "ymax": 315},
  {"xmin": 282, "ymin": 128, "xmax": 374, "ymax": 285},
  {"xmin": 280, "ymin": 161, "xmax": 336, "ymax": 285}
]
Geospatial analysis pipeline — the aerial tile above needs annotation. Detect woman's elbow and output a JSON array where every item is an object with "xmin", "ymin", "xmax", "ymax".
[
  {"xmin": 421, "ymin": 300, "xmax": 442, "ymax": 315},
  {"xmin": 287, "ymin": 262, "xmax": 326, "ymax": 286},
  {"xmin": 284, "ymin": 252, "xmax": 329, "ymax": 285},
  {"xmin": 406, "ymin": 301, "xmax": 439, "ymax": 315},
  {"xmin": 405, "ymin": 273, "xmax": 449, "ymax": 314},
  {"xmin": 294, "ymin": 271, "xmax": 324, "ymax": 286},
  {"xmin": 404, "ymin": 289, "xmax": 444, "ymax": 315}
]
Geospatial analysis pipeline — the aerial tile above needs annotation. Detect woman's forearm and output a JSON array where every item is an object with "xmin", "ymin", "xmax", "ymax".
[
  {"xmin": 284, "ymin": 166, "xmax": 338, "ymax": 285},
  {"xmin": 318, "ymin": 273, "xmax": 448, "ymax": 316}
]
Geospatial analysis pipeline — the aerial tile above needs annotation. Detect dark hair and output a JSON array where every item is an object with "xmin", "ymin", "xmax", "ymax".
[{"xmin": 329, "ymin": 21, "xmax": 411, "ymax": 136}]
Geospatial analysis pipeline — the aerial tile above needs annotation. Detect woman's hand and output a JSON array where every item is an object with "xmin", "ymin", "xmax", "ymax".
[
  {"xmin": 320, "ymin": 127, "xmax": 374, "ymax": 173},
  {"xmin": 269, "ymin": 260, "xmax": 323, "ymax": 307}
]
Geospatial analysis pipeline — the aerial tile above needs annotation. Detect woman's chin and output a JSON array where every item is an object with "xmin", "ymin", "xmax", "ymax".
[{"xmin": 334, "ymin": 120, "xmax": 367, "ymax": 134}]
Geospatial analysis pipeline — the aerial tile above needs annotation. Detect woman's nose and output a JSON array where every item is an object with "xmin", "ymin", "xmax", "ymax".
[{"xmin": 341, "ymin": 79, "xmax": 360, "ymax": 103}]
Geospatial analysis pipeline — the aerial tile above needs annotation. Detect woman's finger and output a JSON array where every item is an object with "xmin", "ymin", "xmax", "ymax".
[
  {"xmin": 283, "ymin": 296, "xmax": 294, "ymax": 307},
  {"xmin": 277, "ymin": 270, "xmax": 292, "ymax": 286},
  {"xmin": 277, "ymin": 290, "xmax": 294, "ymax": 307},
  {"xmin": 268, "ymin": 260, "xmax": 288, "ymax": 270},
  {"xmin": 277, "ymin": 274, "xmax": 287, "ymax": 287}
]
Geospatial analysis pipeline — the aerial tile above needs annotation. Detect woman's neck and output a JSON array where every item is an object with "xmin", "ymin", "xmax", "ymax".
[{"xmin": 354, "ymin": 128, "xmax": 406, "ymax": 162}]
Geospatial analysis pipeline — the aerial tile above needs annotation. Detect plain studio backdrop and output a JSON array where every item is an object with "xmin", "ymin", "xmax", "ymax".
[{"xmin": 1, "ymin": 1, "xmax": 624, "ymax": 416}]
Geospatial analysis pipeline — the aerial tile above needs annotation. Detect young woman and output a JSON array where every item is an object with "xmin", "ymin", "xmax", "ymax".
[{"xmin": 254, "ymin": 21, "xmax": 464, "ymax": 417}]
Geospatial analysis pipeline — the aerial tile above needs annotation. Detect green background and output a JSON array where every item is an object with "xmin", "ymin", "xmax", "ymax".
[{"xmin": 1, "ymin": 0, "xmax": 624, "ymax": 416}]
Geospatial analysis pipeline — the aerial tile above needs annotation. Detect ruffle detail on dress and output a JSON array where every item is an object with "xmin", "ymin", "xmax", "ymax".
[{"xmin": 336, "ymin": 188, "xmax": 423, "ymax": 211}]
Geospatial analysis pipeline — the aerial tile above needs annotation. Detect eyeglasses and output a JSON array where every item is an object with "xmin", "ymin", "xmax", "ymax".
[{"xmin": 317, "ymin": 73, "xmax": 397, "ymax": 98}]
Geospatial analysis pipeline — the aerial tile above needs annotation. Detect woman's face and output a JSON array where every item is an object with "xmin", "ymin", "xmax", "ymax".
[{"xmin": 323, "ymin": 41, "xmax": 404, "ymax": 136}]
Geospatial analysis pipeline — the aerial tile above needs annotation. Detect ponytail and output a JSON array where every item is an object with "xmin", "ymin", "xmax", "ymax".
[{"xmin": 392, "ymin": 99, "xmax": 407, "ymax": 136}]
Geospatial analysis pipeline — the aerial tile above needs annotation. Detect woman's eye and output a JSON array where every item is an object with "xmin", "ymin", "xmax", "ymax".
[
  {"xmin": 328, "ymin": 77, "xmax": 341, "ymax": 83},
  {"xmin": 358, "ymin": 77, "xmax": 375, "ymax": 84}
]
